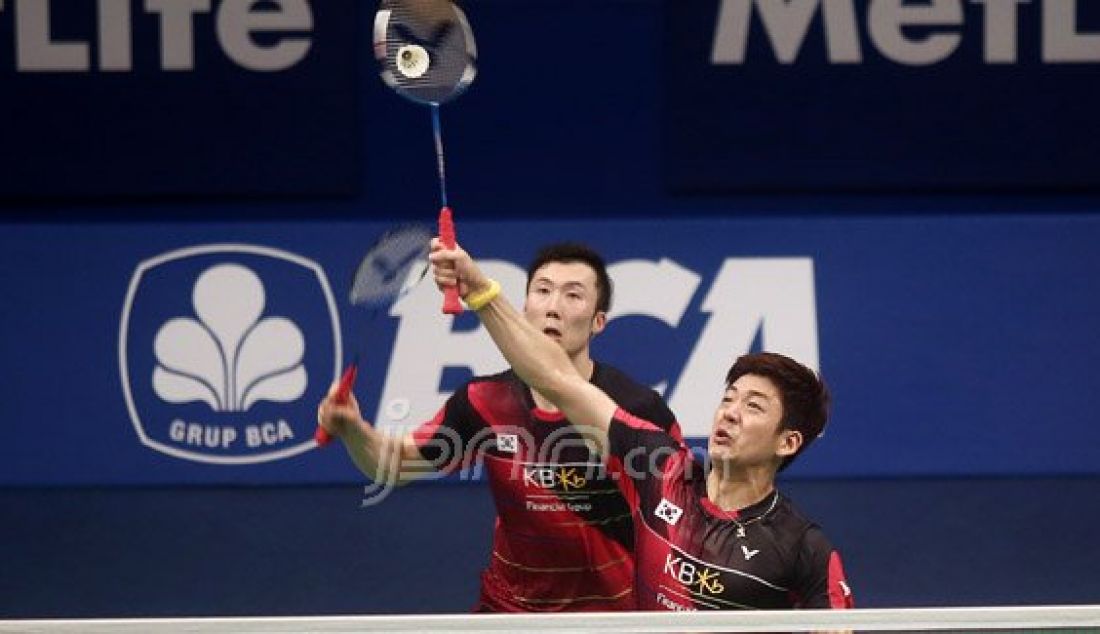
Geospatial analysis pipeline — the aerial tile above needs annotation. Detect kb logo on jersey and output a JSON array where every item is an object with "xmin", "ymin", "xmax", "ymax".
[
  {"xmin": 523, "ymin": 466, "xmax": 589, "ymax": 491},
  {"xmin": 664, "ymin": 553, "xmax": 726, "ymax": 596}
]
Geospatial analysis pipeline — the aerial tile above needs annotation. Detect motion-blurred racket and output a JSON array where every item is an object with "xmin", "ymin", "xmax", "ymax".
[
  {"xmin": 315, "ymin": 224, "xmax": 433, "ymax": 446},
  {"xmin": 373, "ymin": 0, "xmax": 476, "ymax": 314}
]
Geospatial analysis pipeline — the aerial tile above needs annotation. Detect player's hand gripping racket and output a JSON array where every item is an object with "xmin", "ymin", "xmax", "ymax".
[
  {"xmin": 315, "ymin": 224, "xmax": 433, "ymax": 446},
  {"xmin": 373, "ymin": 0, "xmax": 476, "ymax": 314}
]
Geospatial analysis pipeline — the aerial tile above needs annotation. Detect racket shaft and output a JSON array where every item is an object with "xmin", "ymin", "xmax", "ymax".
[
  {"xmin": 439, "ymin": 207, "xmax": 463, "ymax": 314},
  {"xmin": 315, "ymin": 363, "xmax": 359, "ymax": 446}
]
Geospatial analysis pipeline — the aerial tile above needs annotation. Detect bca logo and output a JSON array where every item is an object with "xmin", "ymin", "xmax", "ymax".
[{"xmin": 119, "ymin": 244, "xmax": 342, "ymax": 464}]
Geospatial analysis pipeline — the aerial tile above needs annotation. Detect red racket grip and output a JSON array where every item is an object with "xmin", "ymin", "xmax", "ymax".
[
  {"xmin": 439, "ymin": 206, "xmax": 464, "ymax": 315},
  {"xmin": 315, "ymin": 362, "xmax": 358, "ymax": 446}
]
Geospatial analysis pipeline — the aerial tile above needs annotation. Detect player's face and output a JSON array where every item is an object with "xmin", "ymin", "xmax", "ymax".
[
  {"xmin": 708, "ymin": 374, "xmax": 797, "ymax": 468},
  {"xmin": 524, "ymin": 261, "xmax": 606, "ymax": 358}
]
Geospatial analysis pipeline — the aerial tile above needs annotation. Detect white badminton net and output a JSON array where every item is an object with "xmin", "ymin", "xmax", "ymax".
[{"xmin": 2, "ymin": 605, "xmax": 1100, "ymax": 633}]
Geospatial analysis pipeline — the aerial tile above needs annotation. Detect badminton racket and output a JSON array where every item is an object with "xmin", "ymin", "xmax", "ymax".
[
  {"xmin": 315, "ymin": 224, "xmax": 433, "ymax": 446},
  {"xmin": 373, "ymin": 0, "xmax": 477, "ymax": 315}
]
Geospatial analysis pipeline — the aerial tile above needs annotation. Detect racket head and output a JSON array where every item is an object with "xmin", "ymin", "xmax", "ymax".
[
  {"xmin": 349, "ymin": 224, "xmax": 433, "ymax": 308},
  {"xmin": 373, "ymin": 0, "xmax": 477, "ymax": 106}
]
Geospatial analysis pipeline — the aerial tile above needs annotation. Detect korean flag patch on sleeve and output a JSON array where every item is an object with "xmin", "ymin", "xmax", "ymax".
[{"xmin": 654, "ymin": 498, "xmax": 683, "ymax": 526}]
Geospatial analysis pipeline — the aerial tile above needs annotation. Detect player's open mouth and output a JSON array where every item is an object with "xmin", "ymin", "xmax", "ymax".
[
  {"xmin": 543, "ymin": 327, "xmax": 562, "ymax": 339},
  {"xmin": 713, "ymin": 428, "xmax": 732, "ymax": 444}
]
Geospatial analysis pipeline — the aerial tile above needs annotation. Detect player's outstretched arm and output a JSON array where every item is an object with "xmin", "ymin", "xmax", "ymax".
[
  {"xmin": 429, "ymin": 240, "xmax": 618, "ymax": 451},
  {"xmin": 317, "ymin": 385, "xmax": 427, "ymax": 486}
]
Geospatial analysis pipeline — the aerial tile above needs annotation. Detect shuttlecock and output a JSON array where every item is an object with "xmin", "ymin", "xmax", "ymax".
[{"xmin": 396, "ymin": 44, "xmax": 430, "ymax": 79}]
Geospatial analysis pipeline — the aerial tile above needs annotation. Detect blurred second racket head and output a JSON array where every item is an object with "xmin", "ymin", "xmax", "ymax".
[
  {"xmin": 349, "ymin": 224, "xmax": 433, "ymax": 308},
  {"xmin": 373, "ymin": 0, "xmax": 477, "ymax": 106}
]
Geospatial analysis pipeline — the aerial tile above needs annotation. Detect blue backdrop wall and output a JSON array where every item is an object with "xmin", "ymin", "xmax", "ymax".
[{"xmin": 2, "ymin": 0, "xmax": 1099, "ymax": 617}]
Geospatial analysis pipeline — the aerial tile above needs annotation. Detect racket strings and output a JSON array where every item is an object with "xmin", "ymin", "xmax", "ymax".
[
  {"xmin": 349, "ymin": 225, "xmax": 432, "ymax": 308},
  {"xmin": 376, "ymin": 0, "xmax": 476, "ymax": 105}
]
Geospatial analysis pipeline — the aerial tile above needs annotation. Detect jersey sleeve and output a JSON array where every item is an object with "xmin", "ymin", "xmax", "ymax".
[
  {"xmin": 630, "ymin": 389, "xmax": 683, "ymax": 444},
  {"xmin": 593, "ymin": 363, "xmax": 683, "ymax": 443},
  {"xmin": 606, "ymin": 407, "xmax": 683, "ymax": 510},
  {"xmin": 410, "ymin": 384, "xmax": 483, "ymax": 473},
  {"xmin": 792, "ymin": 527, "xmax": 855, "ymax": 609}
]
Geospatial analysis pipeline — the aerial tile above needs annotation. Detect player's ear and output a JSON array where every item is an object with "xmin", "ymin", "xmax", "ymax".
[
  {"xmin": 590, "ymin": 310, "xmax": 607, "ymax": 337},
  {"xmin": 776, "ymin": 429, "xmax": 802, "ymax": 459}
]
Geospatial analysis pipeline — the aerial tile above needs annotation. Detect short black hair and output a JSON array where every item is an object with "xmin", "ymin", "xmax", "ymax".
[
  {"xmin": 525, "ymin": 242, "xmax": 613, "ymax": 314},
  {"xmin": 725, "ymin": 352, "xmax": 830, "ymax": 471}
]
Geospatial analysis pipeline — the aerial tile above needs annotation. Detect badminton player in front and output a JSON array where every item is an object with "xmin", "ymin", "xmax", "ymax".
[
  {"xmin": 428, "ymin": 240, "xmax": 854, "ymax": 611},
  {"xmin": 317, "ymin": 243, "xmax": 680, "ymax": 612}
]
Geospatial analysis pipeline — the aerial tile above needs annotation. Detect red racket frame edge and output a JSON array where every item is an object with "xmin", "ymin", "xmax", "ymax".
[
  {"xmin": 314, "ymin": 362, "xmax": 358, "ymax": 446},
  {"xmin": 439, "ymin": 207, "xmax": 463, "ymax": 315}
]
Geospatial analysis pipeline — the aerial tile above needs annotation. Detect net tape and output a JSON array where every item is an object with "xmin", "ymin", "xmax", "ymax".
[{"xmin": 3, "ymin": 605, "xmax": 1100, "ymax": 633}]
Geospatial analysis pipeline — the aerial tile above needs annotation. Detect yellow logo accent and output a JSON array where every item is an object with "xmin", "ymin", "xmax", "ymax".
[
  {"xmin": 694, "ymin": 567, "xmax": 725, "ymax": 595},
  {"xmin": 557, "ymin": 467, "xmax": 587, "ymax": 491},
  {"xmin": 665, "ymin": 553, "xmax": 726, "ymax": 596}
]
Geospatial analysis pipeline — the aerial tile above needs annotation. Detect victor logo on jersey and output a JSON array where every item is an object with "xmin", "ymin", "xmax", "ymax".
[{"xmin": 120, "ymin": 244, "xmax": 342, "ymax": 464}]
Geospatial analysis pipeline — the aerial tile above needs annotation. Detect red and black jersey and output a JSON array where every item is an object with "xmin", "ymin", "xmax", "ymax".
[
  {"xmin": 607, "ymin": 408, "xmax": 854, "ymax": 611},
  {"xmin": 413, "ymin": 364, "xmax": 680, "ymax": 612}
]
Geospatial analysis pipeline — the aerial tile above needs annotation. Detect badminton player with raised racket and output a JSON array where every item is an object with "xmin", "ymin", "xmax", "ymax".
[
  {"xmin": 317, "ymin": 243, "xmax": 680, "ymax": 612},
  {"xmin": 427, "ymin": 241, "xmax": 854, "ymax": 612}
]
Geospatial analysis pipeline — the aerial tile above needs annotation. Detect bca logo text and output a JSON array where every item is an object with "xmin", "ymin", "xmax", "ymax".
[
  {"xmin": 375, "ymin": 257, "xmax": 819, "ymax": 439},
  {"xmin": 119, "ymin": 244, "xmax": 341, "ymax": 464}
]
